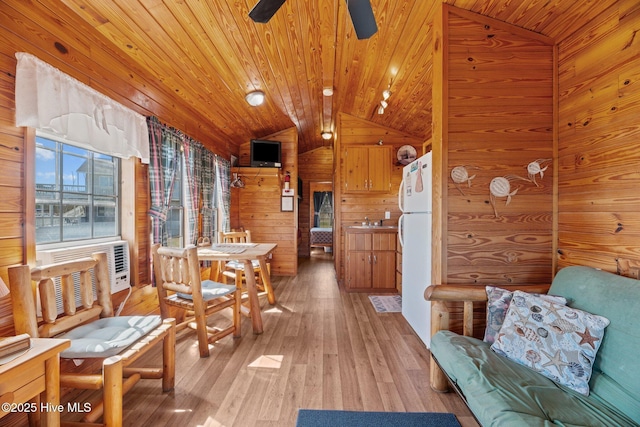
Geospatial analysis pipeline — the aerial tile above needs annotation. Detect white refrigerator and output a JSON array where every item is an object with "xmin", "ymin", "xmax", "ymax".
[{"xmin": 398, "ymin": 152, "xmax": 432, "ymax": 348}]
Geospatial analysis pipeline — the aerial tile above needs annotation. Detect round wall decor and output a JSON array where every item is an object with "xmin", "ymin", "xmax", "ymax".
[{"xmin": 397, "ymin": 145, "xmax": 417, "ymax": 165}]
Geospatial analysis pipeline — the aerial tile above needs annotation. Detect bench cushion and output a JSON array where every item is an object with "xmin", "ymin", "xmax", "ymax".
[
  {"xmin": 431, "ymin": 330, "xmax": 638, "ymax": 427},
  {"xmin": 58, "ymin": 315, "xmax": 162, "ymax": 359}
]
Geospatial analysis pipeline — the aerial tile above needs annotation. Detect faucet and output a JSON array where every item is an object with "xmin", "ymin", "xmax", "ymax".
[{"xmin": 364, "ymin": 216, "xmax": 370, "ymax": 226}]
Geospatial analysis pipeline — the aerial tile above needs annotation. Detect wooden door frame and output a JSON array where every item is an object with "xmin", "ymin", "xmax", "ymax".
[{"xmin": 308, "ymin": 181, "xmax": 336, "ymax": 255}]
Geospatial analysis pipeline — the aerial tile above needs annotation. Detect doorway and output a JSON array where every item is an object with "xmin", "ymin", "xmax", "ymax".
[{"xmin": 309, "ymin": 182, "xmax": 333, "ymax": 258}]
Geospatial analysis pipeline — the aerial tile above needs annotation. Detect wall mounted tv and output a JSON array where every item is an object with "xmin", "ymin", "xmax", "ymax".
[{"xmin": 250, "ymin": 139, "xmax": 282, "ymax": 168}]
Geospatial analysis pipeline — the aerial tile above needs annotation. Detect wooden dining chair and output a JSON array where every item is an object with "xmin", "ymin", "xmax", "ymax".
[
  {"xmin": 217, "ymin": 230, "xmax": 272, "ymax": 313},
  {"xmin": 9, "ymin": 251, "xmax": 176, "ymax": 427},
  {"xmin": 151, "ymin": 244, "xmax": 242, "ymax": 358}
]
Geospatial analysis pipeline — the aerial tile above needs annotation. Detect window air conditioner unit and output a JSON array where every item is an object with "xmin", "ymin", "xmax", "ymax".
[{"xmin": 36, "ymin": 240, "xmax": 131, "ymax": 315}]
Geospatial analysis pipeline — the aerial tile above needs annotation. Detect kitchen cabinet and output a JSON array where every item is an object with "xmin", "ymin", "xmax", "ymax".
[
  {"xmin": 343, "ymin": 146, "xmax": 392, "ymax": 193},
  {"xmin": 396, "ymin": 233, "xmax": 402, "ymax": 293},
  {"xmin": 345, "ymin": 227, "xmax": 396, "ymax": 292}
]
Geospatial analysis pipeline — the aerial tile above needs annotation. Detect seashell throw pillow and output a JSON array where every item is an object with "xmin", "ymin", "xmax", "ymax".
[
  {"xmin": 483, "ymin": 286, "xmax": 567, "ymax": 344},
  {"xmin": 490, "ymin": 291, "xmax": 610, "ymax": 395}
]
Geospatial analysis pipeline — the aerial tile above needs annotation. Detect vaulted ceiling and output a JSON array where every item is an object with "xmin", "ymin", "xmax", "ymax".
[{"xmin": 54, "ymin": 0, "xmax": 617, "ymax": 154}]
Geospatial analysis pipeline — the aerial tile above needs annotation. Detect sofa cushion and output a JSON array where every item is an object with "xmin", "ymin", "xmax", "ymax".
[
  {"xmin": 549, "ymin": 266, "xmax": 640, "ymax": 423},
  {"xmin": 490, "ymin": 291, "xmax": 609, "ymax": 395},
  {"xmin": 431, "ymin": 330, "xmax": 638, "ymax": 427},
  {"xmin": 484, "ymin": 286, "xmax": 567, "ymax": 344},
  {"xmin": 58, "ymin": 315, "xmax": 162, "ymax": 359}
]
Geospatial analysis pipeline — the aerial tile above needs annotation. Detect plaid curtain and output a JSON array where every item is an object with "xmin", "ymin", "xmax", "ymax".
[
  {"xmin": 147, "ymin": 116, "xmax": 181, "ymax": 245},
  {"xmin": 183, "ymin": 136, "xmax": 203, "ymax": 245},
  {"xmin": 215, "ymin": 156, "xmax": 231, "ymax": 233},
  {"xmin": 200, "ymin": 149, "xmax": 216, "ymax": 241}
]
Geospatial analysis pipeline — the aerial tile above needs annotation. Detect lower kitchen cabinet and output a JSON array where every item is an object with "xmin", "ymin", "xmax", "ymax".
[{"xmin": 345, "ymin": 227, "xmax": 397, "ymax": 292}]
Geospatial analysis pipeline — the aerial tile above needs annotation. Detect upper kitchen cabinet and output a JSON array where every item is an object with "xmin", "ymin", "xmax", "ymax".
[
  {"xmin": 333, "ymin": 113, "xmax": 425, "ymax": 284},
  {"xmin": 343, "ymin": 145, "xmax": 392, "ymax": 193}
]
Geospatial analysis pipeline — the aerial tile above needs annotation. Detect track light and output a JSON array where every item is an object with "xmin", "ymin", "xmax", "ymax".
[{"xmin": 376, "ymin": 82, "xmax": 392, "ymax": 115}]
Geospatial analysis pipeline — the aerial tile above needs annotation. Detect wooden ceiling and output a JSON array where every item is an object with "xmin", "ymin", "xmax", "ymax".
[{"xmin": 53, "ymin": 0, "xmax": 616, "ymax": 154}]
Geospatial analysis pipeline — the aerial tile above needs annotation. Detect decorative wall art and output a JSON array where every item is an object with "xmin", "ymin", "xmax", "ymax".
[
  {"xmin": 527, "ymin": 158, "xmax": 552, "ymax": 186},
  {"xmin": 281, "ymin": 196, "xmax": 294, "ymax": 211},
  {"xmin": 397, "ymin": 145, "xmax": 417, "ymax": 165},
  {"xmin": 489, "ymin": 175, "xmax": 529, "ymax": 218},
  {"xmin": 450, "ymin": 165, "xmax": 477, "ymax": 196},
  {"xmin": 451, "ymin": 158, "xmax": 552, "ymax": 218}
]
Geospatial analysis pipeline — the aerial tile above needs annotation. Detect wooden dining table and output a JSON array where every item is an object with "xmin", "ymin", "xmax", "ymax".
[{"xmin": 197, "ymin": 242, "xmax": 277, "ymax": 334}]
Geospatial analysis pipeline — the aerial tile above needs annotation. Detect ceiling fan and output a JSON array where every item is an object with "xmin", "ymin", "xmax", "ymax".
[{"xmin": 249, "ymin": 0, "xmax": 378, "ymax": 40}]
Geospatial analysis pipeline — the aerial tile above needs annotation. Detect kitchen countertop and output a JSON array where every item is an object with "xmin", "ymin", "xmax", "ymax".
[{"xmin": 345, "ymin": 225, "xmax": 397, "ymax": 231}]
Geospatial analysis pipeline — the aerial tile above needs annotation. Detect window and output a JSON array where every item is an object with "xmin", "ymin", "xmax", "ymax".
[
  {"xmin": 35, "ymin": 134, "xmax": 120, "ymax": 245},
  {"xmin": 166, "ymin": 156, "xmax": 184, "ymax": 248}
]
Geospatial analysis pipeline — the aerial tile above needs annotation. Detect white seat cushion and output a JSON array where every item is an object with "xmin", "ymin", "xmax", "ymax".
[
  {"xmin": 58, "ymin": 315, "xmax": 162, "ymax": 359},
  {"xmin": 176, "ymin": 280, "xmax": 237, "ymax": 301},
  {"xmin": 225, "ymin": 260, "xmax": 260, "ymax": 270}
]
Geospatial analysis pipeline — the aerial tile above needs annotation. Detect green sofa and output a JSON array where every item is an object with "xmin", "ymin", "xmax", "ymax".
[{"xmin": 427, "ymin": 266, "xmax": 640, "ymax": 426}]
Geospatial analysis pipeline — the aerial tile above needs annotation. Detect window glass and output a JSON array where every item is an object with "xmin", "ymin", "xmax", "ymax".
[
  {"xmin": 167, "ymin": 157, "xmax": 183, "ymax": 247},
  {"xmin": 35, "ymin": 134, "xmax": 120, "ymax": 244}
]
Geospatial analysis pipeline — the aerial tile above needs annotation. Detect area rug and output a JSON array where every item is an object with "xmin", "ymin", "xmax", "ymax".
[
  {"xmin": 368, "ymin": 295, "xmax": 402, "ymax": 313},
  {"xmin": 296, "ymin": 409, "xmax": 461, "ymax": 427}
]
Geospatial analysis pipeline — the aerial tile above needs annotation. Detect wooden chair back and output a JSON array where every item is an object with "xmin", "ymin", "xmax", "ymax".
[
  {"xmin": 152, "ymin": 245, "xmax": 203, "ymax": 320},
  {"xmin": 215, "ymin": 230, "xmax": 275, "ymax": 315},
  {"xmin": 218, "ymin": 230, "xmax": 252, "ymax": 244},
  {"xmin": 152, "ymin": 244, "xmax": 242, "ymax": 358},
  {"xmin": 9, "ymin": 251, "xmax": 176, "ymax": 426},
  {"xmin": 9, "ymin": 252, "xmax": 113, "ymax": 339}
]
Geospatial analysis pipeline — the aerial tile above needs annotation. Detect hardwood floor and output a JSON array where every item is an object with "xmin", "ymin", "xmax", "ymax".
[{"xmin": 4, "ymin": 251, "xmax": 478, "ymax": 426}]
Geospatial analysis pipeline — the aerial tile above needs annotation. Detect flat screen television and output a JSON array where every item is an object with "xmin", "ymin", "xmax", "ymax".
[{"xmin": 250, "ymin": 139, "xmax": 282, "ymax": 168}]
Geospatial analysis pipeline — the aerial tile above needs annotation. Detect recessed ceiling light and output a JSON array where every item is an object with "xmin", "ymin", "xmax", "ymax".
[
  {"xmin": 323, "ymin": 87, "xmax": 334, "ymax": 96},
  {"xmin": 245, "ymin": 90, "xmax": 265, "ymax": 106}
]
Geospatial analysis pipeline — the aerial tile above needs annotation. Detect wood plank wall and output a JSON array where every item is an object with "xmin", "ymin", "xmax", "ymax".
[
  {"xmin": 557, "ymin": 1, "xmax": 640, "ymax": 275},
  {"xmin": 234, "ymin": 127, "xmax": 298, "ymax": 276},
  {"xmin": 298, "ymin": 146, "xmax": 334, "ymax": 257},
  {"xmin": 432, "ymin": 7, "xmax": 555, "ymax": 336},
  {"xmin": 0, "ymin": 3, "xmax": 234, "ymax": 335},
  {"xmin": 134, "ymin": 162, "xmax": 151, "ymax": 285},
  {"xmin": 334, "ymin": 113, "xmax": 425, "ymax": 282},
  {"xmin": 442, "ymin": 7, "xmax": 555, "ymax": 286},
  {"xmin": 0, "ymin": 47, "xmax": 23, "ymax": 335}
]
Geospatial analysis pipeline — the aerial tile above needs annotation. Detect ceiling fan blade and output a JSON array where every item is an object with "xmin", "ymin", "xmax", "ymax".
[
  {"xmin": 249, "ymin": 0, "xmax": 287, "ymax": 23},
  {"xmin": 346, "ymin": 0, "xmax": 378, "ymax": 39}
]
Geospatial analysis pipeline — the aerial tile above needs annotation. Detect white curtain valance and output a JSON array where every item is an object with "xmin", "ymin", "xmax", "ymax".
[{"xmin": 14, "ymin": 52, "xmax": 149, "ymax": 164}]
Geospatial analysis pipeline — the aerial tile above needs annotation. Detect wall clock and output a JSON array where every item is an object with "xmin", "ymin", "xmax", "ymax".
[{"xmin": 397, "ymin": 145, "xmax": 417, "ymax": 165}]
